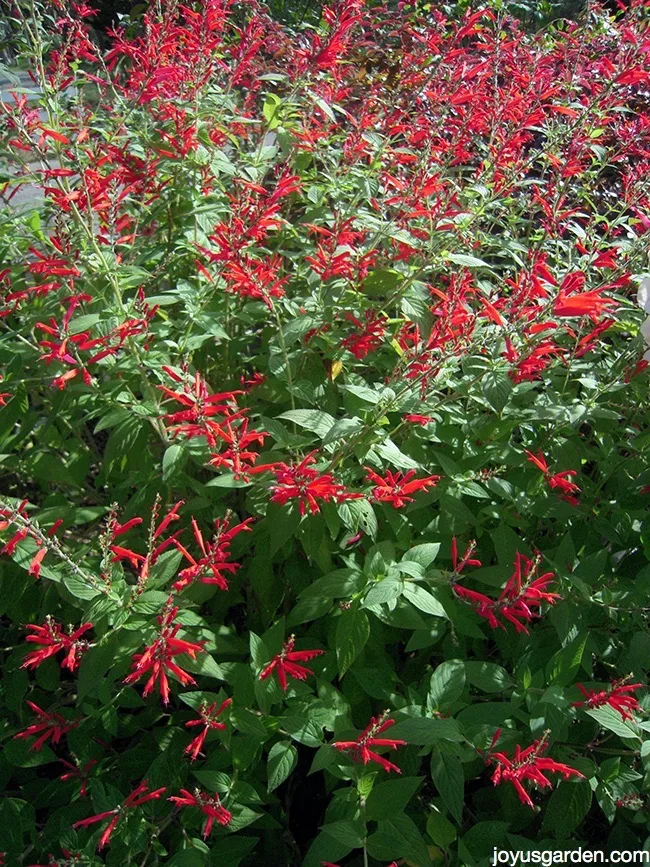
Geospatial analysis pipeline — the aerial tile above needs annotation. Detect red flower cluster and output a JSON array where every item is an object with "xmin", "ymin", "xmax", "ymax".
[
  {"xmin": 341, "ymin": 310, "xmax": 387, "ymax": 359},
  {"xmin": 185, "ymin": 697, "xmax": 232, "ymax": 762},
  {"xmin": 573, "ymin": 679, "xmax": 643, "ymax": 722},
  {"xmin": 73, "ymin": 780, "xmax": 166, "ymax": 849},
  {"xmin": 58, "ymin": 758, "xmax": 97, "ymax": 797},
  {"xmin": 123, "ymin": 601, "xmax": 206, "ymax": 704},
  {"xmin": 109, "ymin": 498, "xmax": 184, "ymax": 590},
  {"xmin": 333, "ymin": 713, "xmax": 406, "ymax": 774},
  {"xmin": 259, "ymin": 634, "xmax": 324, "ymax": 691},
  {"xmin": 253, "ymin": 452, "xmax": 361, "ymax": 515},
  {"xmin": 365, "ymin": 468, "xmax": 440, "ymax": 508},
  {"xmin": 489, "ymin": 731, "xmax": 584, "ymax": 808},
  {"xmin": 451, "ymin": 537, "xmax": 482, "ymax": 574},
  {"xmin": 173, "ymin": 514, "xmax": 253, "ymax": 593},
  {"xmin": 168, "ymin": 789, "xmax": 231, "ymax": 837},
  {"xmin": 21, "ymin": 617, "xmax": 92, "ymax": 672},
  {"xmin": 14, "ymin": 701, "xmax": 77, "ymax": 752},
  {"xmin": 158, "ymin": 368, "xmax": 243, "ymax": 448},
  {"xmin": 0, "ymin": 501, "xmax": 63, "ymax": 579},
  {"xmin": 524, "ymin": 449, "xmax": 581, "ymax": 505},
  {"xmin": 159, "ymin": 367, "xmax": 267, "ymax": 480},
  {"xmin": 453, "ymin": 552, "xmax": 560, "ymax": 634}
]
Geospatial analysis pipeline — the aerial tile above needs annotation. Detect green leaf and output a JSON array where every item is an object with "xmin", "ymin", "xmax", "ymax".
[
  {"xmin": 162, "ymin": 443, "xmax": 185, "ymax": 481},
  {"xmin": 336, "ymin": 605, "xmax": 370, "ymax": 677},
  {"xmin": 542, "ymin": 780, "xmax": 592, "ymax": 836},
  {"xmin": 429, "ymin": 660, "xmax": 466, "ymax": 709},
  {"xmin": 267, "ymin": 741, "xmax": 297, "ymax": 792},
  {"xmin": 430, "ymin": 749, "xmax": 464, "ymax": 824},
  {"xmin": 445, "ymin": 252, "xmax": 490, "ymax": 268},
  {"xmin": 77, "ymin": 631, "xmax": 125, "ymax": 700},
  {"xmin": 62, "ymin": 573, "xmax": 101, "ymax": 600},
  {"xmin": 277, "ymin": 409, "xmax": 336, "ymax": 437},
  {"xmin": 402, "ymin": 583, "xmax": 448, "ymax": 618},
  {"xmin": 464, "ymin": 661, "xmax": 512, "ymax": 693},
  {"xmin": 367, "ymin": 814, "xmax": 431, "ymax": 866},
  {"xmin": 365, "ymin": 777, "xmax": 423, "ymax": 821},
  {"xmin": 403, "ymin": 543, "xmax": 440, "ymax": 569},
  {"xmin": 546, "ymin": 632, "xmax": 588, "ymax": 687},
  {"xmin": 262, "ymin": 92, "xmax": 282, "ymax": 128},
  {"xmin": 321, "ymin": 819, "xmax": 365, "ymax": 848},
  {"xmin": 585, "ymin": 706, "xmax": 642, "ymax": 741},
  {"xmin": 3, "ymin": 739, "xmax": 57, "ymax": 767},
  {"xmin": 389, "ymin": 716, "xmax": 463, "ymax": 744},
  {"xmin": 427, "ymin": 809, "xmax": 457, "ymax": 848},
  {"xmin": 300, "ymin": 568, "xmax": 366, "ymax": 599},
  {"xmin": 481, "ymin": 369, "xmax": 513, "ymax": 413}
]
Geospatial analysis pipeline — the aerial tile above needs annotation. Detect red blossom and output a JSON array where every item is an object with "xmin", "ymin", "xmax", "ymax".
[
  {"xmin": 185, "ymin": 697, "xmax": 232, "ymax": 762},
  {"xmin": 524, "ymin": 449, "xmax": 581, "ymax": 504},
  {"xmin": 403, "ymin": 413, "xmax": 432, "ymax": 425},
  {"xmin": 573, "ymin": 679, "xmax": 643, "ymax": 722},
  {"xmin": 123, "ymin": 602, "xmax": 206, "ymax": 704},
  {"xmin": 173, "ymin": 514, "xmax": 253, "ymax": 593},
  {"xmin": 451, "ymin": 537, "xmax": 482, "ymax": 574},
  {"xmin": 333, "ymin": 713, "xmax": 406, "ymax": 774},
  {"xmin": 59, "ymin": 758, "xmax": 97, "ymax": 796},
  {"xmin": 365, "ymin": 468, "xmax": 440, "ymax": 508},
  {"xmin": 252, "ymin": 452, "xmax": 361, "ymax": 515},
  {"xmin": 259, "ymin": 634, "xmax": 324, "ymax": 691},
  {"xmin": 341, "ymin": 310, "xmax": 387, "ymax": 359},
  {"xmin": 453, "ymin": 553, "xmax": 560, "ymax": 634},
  {"xmin": 21, "ymin": 618, "xmax": 93, "ymax": 672},
  {"xmin": 488, "ymin": 731, "xmax": 584, "ymax": 808},
  {"xmin": 13, "ymin": 701, "xmax": 77, "ymax": 751},
  {"xmin": 168, "ymin": 788, "xmax": 231, "ymax": 837},
  {"xmin": 72, "ymin": 780, "xmax": 166, "ymax": 848},
  {"xmin": 553, "ymin": 272, "xmax": 617, "ymax": 320}
]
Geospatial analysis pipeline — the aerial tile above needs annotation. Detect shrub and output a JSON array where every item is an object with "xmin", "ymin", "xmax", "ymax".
[{"xmin": 1, "ymin": 0, "xmax": 650, "ymax": 864}]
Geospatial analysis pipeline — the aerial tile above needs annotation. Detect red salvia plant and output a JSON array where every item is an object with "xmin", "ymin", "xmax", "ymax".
[
  {"xmin": 72, "ymin": 781, "xmax": 167, "ymax": 848},
  {"xmin": 123, "ymin": 600, "xmax": 206, "ymax": 704},
  {"xmin": 184, "ymin": 697, "xmax": 232, "ymax": 761},
  {"xmin": 573, "ymin": 678, "xmax": 644, "ymax": 722},
  {"xmin": 487, "ymin": 731, "xmax": 584, "ymax": 809},
  {"xmin": 1, "ymin": 0, "xmax": 650, "ymax": 859},
  {"xmin": 258, "ymin": 634, "xmax": 324, "ymax": 691},
  {"xmin": 333, "ymin": 712, "xmax": 407, "ymax": 773},
  {"xmin": 168, "ymin": 789, "xmax": 232, "ymax": 837},
  {"xmin": 453, "ymin": 552, "xmax": 560, "ymax": 633}
]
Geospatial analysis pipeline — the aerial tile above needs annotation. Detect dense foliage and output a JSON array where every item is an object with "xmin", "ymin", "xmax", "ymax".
[{"xmin": 1, "ymin": 0, "xmax": 650, "ymax": 864}]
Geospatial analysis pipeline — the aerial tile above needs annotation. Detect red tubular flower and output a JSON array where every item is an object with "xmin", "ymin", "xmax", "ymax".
[
  {"xmin": 341, "ymin": 310, "xmax": 387, "ymax": 359},
  {"xmin": 365, "ymin": 468, "xmax": 440, "ymax": 508},
  {"xmin": 253, "ymin": 452, "xmax": 361, "ymax": 515},
  {"xmin": 168, "ymin": 789, "xmax": 231, "ymax": 837},
  {"xmin": 21, "ymin": 618, "xmax": 93, "ymax": 672},
  {"xmin": 208, "ymin": 417, "xmax": 268, "ymax": 480},
  {"xmin": 553, "ymin": 282, "xmax": 617, "ymax": 320},
  {"xmin": 73, "ymin": 780, "xmax": 166, "ymax": 848},
  {"xmin": 453, "ymin": 553, "xmax": 560, "ymax": 634},
  {"xmin": 158, "ymin": 369, "xmax": 243, "ymax": 448},
  {"xmin": 123, "ymin": 602, "xmax": 206, "ymax": 704},
  {"xmin": 488, "ymin": 732, "xmax": 584, "ymax": 808},
  {"xmin": 173, "ymin": 514, "xmax": 253, "ymax": 593},
  {"xmin": 185, "ymin": 697, "xmax": 232, "ymax": 762},
  {"xmin": 13, "ymin": 701, "xmax": 77, "ymax": 751},
  {"xmin": 524, "ymin": 449, "xmax": 580, "ymax": 504},
  {"xmin": 403, "ymin": 413, "xmax": 432, "ymax": 425},
  {"xmin": 59, "ymin": 758, "xmax": 97, "ymax": 796},
  {"xmin": 333, "ymin": 713, "xmax": 406, "ymax": 774},
  {"xmin": 258, "ymin": 634, "xmax": 324, "ymax": 691},
  {"xmin": 573, "ymin": 678, "xmax": 643, "ymax": 722},
  {"xmin": 451, "ymin": 537, "xmax": 481, "ymax": 574}
]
